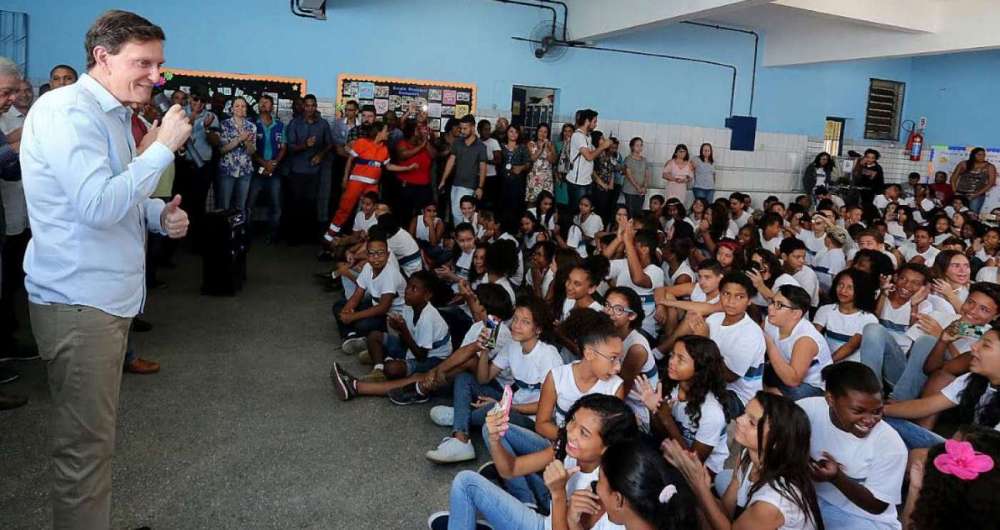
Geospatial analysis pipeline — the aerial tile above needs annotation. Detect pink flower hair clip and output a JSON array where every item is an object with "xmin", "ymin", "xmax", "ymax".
[{"xmin": 933, "ymin": 439, "xmax": 995, "ymax": 480}]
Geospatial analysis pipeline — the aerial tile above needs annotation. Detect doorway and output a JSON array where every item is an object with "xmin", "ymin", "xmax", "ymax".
[{"xmin": 511, "ymin": 85, "xmax": 557, "ymax": 138}]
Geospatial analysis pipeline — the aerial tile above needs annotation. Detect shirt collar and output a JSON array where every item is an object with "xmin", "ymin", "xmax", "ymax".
[{"xmin": 77, "ymin": 73, "xmax": 127, "ymax": 115}]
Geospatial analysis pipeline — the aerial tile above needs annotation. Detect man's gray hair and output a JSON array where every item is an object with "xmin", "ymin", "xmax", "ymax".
[{"xmin": 0, "ymin": 57, "xmax": 21, "ymax": 80}]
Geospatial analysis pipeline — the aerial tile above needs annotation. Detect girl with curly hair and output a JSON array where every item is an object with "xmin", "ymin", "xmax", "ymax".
[
  {"xmin": 636, "ymin": 335, "xmax": 730, "ymax": 477},
  {"xmin": 664, "ymin": 391, "xmax": 825, "ymax": 530}
]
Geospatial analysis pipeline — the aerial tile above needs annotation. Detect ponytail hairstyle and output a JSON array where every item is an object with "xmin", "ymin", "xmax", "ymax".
[
  {"xmin": 747, "ymin": 392, "xmax": 825, "ymax": 530},
  {"xmin": 600, "ymin": 439, "xmax": 698, "ymax": 530},
  {"xmin": 605, "ymin": 286, "xmax": 645, "ymax": 330},
  {"xmin": 663, "ymin": 335, "xmax": 729, "ymax": 427},
  {"xmin": 558, "ymin": 307, "xmax": 618, "ymax": 355},
  {"xmin": 485, "ymin": 238, "xmax": 520, "ymax": 278},
  {"xmin": 554, "ymin": 393, "xmax": 638, "ymax": 461},
  {"xmin": 570, "ymin": 254, "xmax": 611, "ymax": 289}
]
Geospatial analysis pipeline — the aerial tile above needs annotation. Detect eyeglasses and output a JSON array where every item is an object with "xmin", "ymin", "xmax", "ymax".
[
  {"xmin": 586, "ymin": 346, "xmax": 623, "ymax": 366},
  {"xmin": 604, "ymin": 303, "xmax": 634, "ymax": 317},
  {"xmin": 367, "ymin": 250, "xmax": 387, "ymax": 257},
  {"xmin": 769, "ymin": 300, "xmax": 796, "ymax": 311}
]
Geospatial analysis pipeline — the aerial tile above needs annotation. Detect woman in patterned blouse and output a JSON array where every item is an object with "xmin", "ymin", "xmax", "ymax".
[{"xmin": 216, "ymin": 96, "xmax": 257, "ymax": 211}]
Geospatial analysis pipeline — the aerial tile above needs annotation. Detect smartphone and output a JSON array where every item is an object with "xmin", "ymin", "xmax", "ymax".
[
  {"xmin": 484, "ymin": 315, "xmax": 502, "ymax": 349},
  {"xmin": 490, "ymin": 384, "xmax": 513, "ymax": 417}
]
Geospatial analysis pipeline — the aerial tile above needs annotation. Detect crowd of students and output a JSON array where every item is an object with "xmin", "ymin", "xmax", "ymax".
[{"xmin": 313, "ymin": 106, "xmax": 1000, "ymax": 530}]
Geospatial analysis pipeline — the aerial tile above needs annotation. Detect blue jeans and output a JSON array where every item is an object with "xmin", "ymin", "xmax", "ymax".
[
  {"xmin": 451, "ymin": 374, "xmax": 535, "ymax": 436},
  {"xmin": 382, "ymin": 333, "xmax": 444, "ymax": 375},
  {"xmin": 889, "ymin": 335, "xmax": 938, "ymax": 401},
  {"xmin": 859, "ymin": 323, "xmax": 914, "ymax": 394},
  {"xmin": 763, "ymin": 364, "xmax": 825, "ymax": 400},
  {"xmin": 818, "ymin": 498, "xmax": 899, "ymax": 530},
  {"xmin": 248, "ymin": 174, "xmax": 281, "ymax": 235},
  {"xmin": 448, "ymin": 470, "xmax": 545, "ymax": 530},
  {"xmin": 482, "ymin": 423, "xmax": 552, "ymax": 506},
  {"xmin": 969, "ymin": 194, "xmax": 986, "ymax": 214},
  {"xmin": 332, "ymin": 297, "xmax": 386, "ymax": 339},
  {"xmin": 692, "ymin": 187, "xmax": 714, "ymax": 203},
  {"xmin": 883, "ymin": 417, "xmax": 946, "ymax": 450},
  {"xmin": 566, "ymin": 182, "xmax": 591, "ymax": 214},
  {"xmin": 215, "ymin": 174, "xmax": 252, "ymax": 211}
]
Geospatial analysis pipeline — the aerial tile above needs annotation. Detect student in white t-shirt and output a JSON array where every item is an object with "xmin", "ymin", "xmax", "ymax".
[
  {"xmin": 813, "ymin": 268, "xmax": 879, "ymax": 363},
  {"xmin": 635, "ymin": 335, "xmax": 729, "ymax": 476},
  {"xmin": 434, "ymin": 222, "xmax": 477, "ymax": 292},
  {"xmin": 330, "ymin": 271, "xmax": 450, "ymax": 400},
  {"xmin": 573, "ymin": 195, "xmax": 604, "ymax": 247},
  {"xmin": 597, "ymin": 440, "xmax": 699, "ymax": 530},
  {"xmin": 814, "ymin": 225, "xmax": 848, "ymax": 295},
  {"xmin": 525, "ymin": 240, "xmax": 556, "ymax": 301},
  {"xmin": 378, "ymin": 213, "xmax": 424, "ymax": 276},
  {"xmin": 758, "ymin": 212, "xmax": 784, "ymax": 254},
  {"xmin": 603, "ymin": 223, "xmax": 665, "ymax": 337},
  {"xmin": 800, "ymin": 362, "xmax": 907, "ymax": 530},
  {"xmin": 901, "ymin": 226, "xmax": 940, "ymax": 265},
  {"xmin": 781, "ymin": 237, "xmax": 820, "ymax": 309},
  {"xmin": 332, "ymin": 232, "xmax": 405, "ymax": 353},
  {"xmin": 479, "ymin": 120, "xmax": 501, "ymax": 180},
  {"xmin": 664, "ymin": 392, "xmax": 823, "ymax": 530},
  {"xmin": 927, "ymin": 249, "xmax": 971, "ymax": 315},
  {"xmin": 797, "ymin": 214, "xmax": 829, "ymax": 265},
  {"xmin": 329, "ymin": 190, "xmax": 380, "ymax": 252},
  {"xmin": 428, "ymin": 394, "xmax": 640, "ymax": 529},
  {"xmin": 652, "ymin": 259, "xmax": 725, "ymax": 359},
  {"xmin": 748, "ymin": 248, "xmax": 801, "ymax": 312},
  {"xmin": 762, "ymin": 285, "xmax": 832, "ymax": 400},
  {"xmin": 605, "ymin": 287, "xmax": 657, "ymax": 429}
]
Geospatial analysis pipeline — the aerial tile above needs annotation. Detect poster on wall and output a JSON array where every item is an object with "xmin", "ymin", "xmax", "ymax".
[
  {"xmin": 929, "ymin": 145, "xmax": 1000, "ymax": 176},
  {"xmin": 159, "ymin": 68, "xmax": 306, "ymax": 116},
  {"xmin": 337, "ymin": 74, "xmax": 476, "ymax": 132}
]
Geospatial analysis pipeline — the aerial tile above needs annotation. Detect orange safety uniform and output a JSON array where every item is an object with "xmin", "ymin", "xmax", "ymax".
[{"xmin": 325, "ymin": 138, "xmax": 389, "ymax": 241}]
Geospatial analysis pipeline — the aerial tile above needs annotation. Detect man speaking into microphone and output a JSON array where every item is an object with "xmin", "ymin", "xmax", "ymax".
[{"xmin": 19, "ymin": 10, "xmax": 191, "ymax": 529}]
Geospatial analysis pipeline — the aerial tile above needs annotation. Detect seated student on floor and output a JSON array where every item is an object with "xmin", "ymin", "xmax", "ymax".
[
  {"xmin": 883, "ymin": 322, "xmax": 1000, "ymax": 449},
  {"xmin": 409, "ymin": 202, "xmax": 447, "ymax": 268},
  {"xmin": 882, "ymin": 281, "xmax": 1000, "ymax": 403},
  {"xmin": 377, "ymin": 213, "xmax": 424, "ymax": 277},
  {"xmin": 473, "ymin": 239, "xmax": 518, "ymax": 306},
  {"xmin": 653, "ymin": 258, "xmax": 724, "ymax": 352},
  {"xmin": 557, "ymin": 255, "xmax": 607, "ymax": 320},
  {"xmin": 604, "ymin": 287, "xmax": 657, "ymax": 429},
  {"xmin": 799, "ymin": 362, "xmax": 907, "ymax": 530},
  {"xmin": 635, "ymin": 335, "xmax": 730, "ymax": 479},
  {"xmin": 332, "ymin": 227, "xmax": 406, "ymax": 354},
  {"xmin": 602, "ymin": 222, "xmax": 664, "ymax": 338},
  {"xmin": 762, "ymin": 285, "xmax": 833, "ymax": 400},
  {"xmin": 458, "ymin": 195, "xmax": 486, "ymax": 239},
  {"xmin": 487, "ymin": 309, "xmax": 628, "ymax": 508},
  {"xmin": 813, "ymin": 268, "xmax": 879, "ymax": 363},
  {"xmin": 902, "ymin": 225, "xmax": 940, "ymax": 265},
  {"xmin": 813, "ymin": 224, "xmax": 849, "ymax": 294},
  {"xmin": 327, "ymin": 191, "xmax": 380, "ymax": 259},
  {"xmin": 478, "ymin": 209, "xmax": 525, "ymax": 286},
  {"xmin": 524, "ymin": 240, "xmax": 555, "ymax": 300},
  {"xmin": 434, "ymin": 222, "xmax": 477, "ymax": 290},
  {"xmin": 427, "ymin": 394, "xmax": 639, "ymax": 529},
  {"xmin": 661, "ymin": 235, "xmax": 695, "ymax": 287},
  {"xmin": 382, "ymin": 283, "xmax": 516, "ymax": 406},
  {"xmin": 758, "ymin": 212, "xmax": 784, "ymax": 254},
  {"xmin": 330, "ymin": 271, "xmax": 450, "ymax": 397},
  {"xmin": 425, "ymin": 295, "xmax": 561, "ymax": 464},
  {"xmin": 663, "ymin": 392, "xmax": 824, "ymax": 530},
  {"xmin": 667, "ymin": 272, "xmax": 765, "ymax": 419},
  {"xmin": 747, "ymin": 248, "xmax": 801, "ymax": 317},
  {"xmin": 856, "ymin": 262, "xmax": 931, "ymax": 379},
  {"xmin": 781, "ymin": 237, "xmax": 821, "ymax": 311}
]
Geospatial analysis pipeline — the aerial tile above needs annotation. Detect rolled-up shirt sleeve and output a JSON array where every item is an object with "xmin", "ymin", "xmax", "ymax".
[
  {"xmin": 143, "ymin": 197, "xmax": 167, "ymax": 235},
  {"xmin": 36, "ymin": 105, "xmax": 173, "ymax": 229}
]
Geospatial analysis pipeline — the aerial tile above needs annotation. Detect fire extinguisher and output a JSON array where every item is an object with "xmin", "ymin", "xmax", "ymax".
[{"xmin": 904, "ymin": 117, "xmax": 927, "ymax": 161}]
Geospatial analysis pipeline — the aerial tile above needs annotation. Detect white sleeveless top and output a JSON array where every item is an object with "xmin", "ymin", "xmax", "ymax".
[
  {"xmin": 664, "ymin": 259, "xmax": 694, "ymax": 286},
  {"xmin": 764, "ymin": 318, "xmax": 833, "ymax": 389},
  {"xmin": 623, "ymin": 330, "xmax": 657, "ymax": 430},
  {"xmin": 544, "ymin": 456, "xmax": 601, "ymax": 530},
  {"xmin": 415, "ymin": 215, "xmax": 441, "ymax": 243},
  {"xmin": 736, "ymin": 460, "xmax": 817, "ymax": 530},
  {"xmin": 550, "ymin": 362, "xmax": 623, "ymax": 426}
]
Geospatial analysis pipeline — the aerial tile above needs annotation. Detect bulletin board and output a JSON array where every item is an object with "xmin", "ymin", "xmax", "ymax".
[
  {"xmin": 159, "ymin": 67, "xmax": 307, "ymax": 115},
  {"xmin": 336, "ymin": 74, "xmax": 477, "ymax": 132},
  {"xmin": 929, "ymin": 145, "xmax": 1000, "ymax": 175}
]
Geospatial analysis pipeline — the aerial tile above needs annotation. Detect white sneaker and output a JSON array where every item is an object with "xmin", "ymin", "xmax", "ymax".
[
  {"xmin": 341, "ymin": 337, "xmax": 366, "ymax": 355},
  {"xmin": 426, "ymin": 436, "xmax": 476, "ymax": 464},
  {"xmin": 429, "ymin": 406, "xmax": 454, "ymax": 427}
]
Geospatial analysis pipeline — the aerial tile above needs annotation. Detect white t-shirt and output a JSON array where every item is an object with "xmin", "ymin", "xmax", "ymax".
[
  {"xmin": 528, "ymin": 207, "xmax": 559, "ymax": 232},
  {"xmin": 976, "ymin": 266, "xmax": 1000, "ymax": 284},
  {"xmin": 567, "ymin": 130, "xmax": 594, "ymax": 185},
  {"xmin": 544, "ymin": 456, "xmax": 599, "ymax": 530},
  {"xmin": 798, "ymin": 397, "xmax": 906, "ymax": 528},
  {"xmin": 608, "ymin": 258, "xmax": 665, "ymax": 336},
  {"xmin": 483, "ymin": 137, "xmax": 501, "ymax": 177},
  {"xmin": 752, "ymin": 274, "xmax": 800, "ymax": 308},
  {"xmin": 927, "ymin": 286, "xmax": 969, "ymax": 316},
  {"xmin": 561, "ymin": 298, "xmax": 603, "ymax": 321},
  {"xmin": 472, "ymin": 275, "xmax": 516, "ymax": 306},
  {"xmin": 792, "ymin": 266, "xmax": 821, "ymax": 308},
  {"xmin": 732, "ymin": 210, "xmax": 751, "ymax": 229},
  {"xmin": 942, "ymin": 373, "xmax": 999, "ymax": 429},
  {"xmin": 813, "ymin": 305, "xmax": 878, "ymax": 362},
  {"xmin": 760, "ymin": 232, "xmax": 782, "ymax": 254},
  {"xmin": 399, "ymin": 304, "xmax": 451, "ymax": 360},
  {"xmin": 388, "ymin": 229, "xmax": 423, "ymax": 275},
  {"xmin": 356, "ymin": 261, "xmax": 407, "ymax": 313},
  {"xmin": 414, "ymin": 215, "xmax": 442, "ymax": 243},
  {"xmin": 797, "ymin": 231, "xmax": 827, "ymax": 264},
  {"xmin": 549, "ymin": 362, "xmax": 623, "ymax": 426},
  {"xmin": 452, "ymin": 249, "xmax": 474, "ymax": 289},
  {"xmin": 735, "ymin": 462, "xmax": 817, "ymax": 530},
  {"xmin": 574, "ymin": 213, "xmax": 604, "ymax": 239},
  {"xmin": 462, "ymin": 320, "xmax": 514, "ymax": 387},
  {"xmin": 353, "ymin": 210, "xmax": 378, "ymax": 233},
  {"xmin": 763, "ymin": 318, "xmax": 832, "ymax": 389},
  {"xmin": 526, "ymin": 267, "xmax": 555, "ymax": 298},
  {"xmin": 707, "ymin": 312, "xmax": 765, "ymax": 405},
  {"xmin": 878, "ymin": 299, "xmax": 932, "ymax": 351},
  {"xmin": 623, "ymin": 330, "xmax": 657, "ymax": 428},
  {"xmin": 669, "ymin": 387, "xmax": 729, "ymax": 473},
  {"xmin": 496, "ymin": 232, "xmax": 526, "ymax": 286},
  {"xmin": 901, "ymin": 244, "xmax": 940, "ymax": 264},
  {"xmin": 689, "ymin": 283, "xmax": 719, "ymax": 304},
  {"xmin": 492, "ymin": 340, "xmax": 564, "ymax": 407},
  {"xmin": 664, "ymin": 259, "xmax": 694, "ymax": 286},
  {"xmin": 566, "ymin": 225, "xmax": 588, "ymax": 258}
]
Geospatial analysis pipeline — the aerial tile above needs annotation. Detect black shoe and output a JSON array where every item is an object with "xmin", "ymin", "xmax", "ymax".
[
  {"xmin": 330, "ymin": 362, "xmax": 358, "ymax": 401},
  {"xmin": 0, "ymin": 366, "xmax": 19, "ymax": 384},
  {"xmin": 317, "ymin": 250, "xmax": 334, "ymax": 262},
  {"xmin": 388, "ymin": 383, "xmax": 429, "ymax": 406},
  {"xmin": 314, "ymin": 270, "xmax": 335, "ymax": 281},
  {"xmin": 427, "ymin": 512, "xmax": 492, "ymax": 530},
  {"xmin": 477, "ymin": 461, "xmax": 503, "ymax": 487},
  {"xmin": 0, "ymin": 344, "xmax": 40, "ymax": 362},
  {"xmin": 323, "ymin": 279, "xmax": 344, "ymax": 293},
  {"xmin": 0, "ymin": 390, "xmax": 27, "ymax": 410},
  {"xmin": 131, "ymin": 318, "xmax": 153, "ymax": 333}
]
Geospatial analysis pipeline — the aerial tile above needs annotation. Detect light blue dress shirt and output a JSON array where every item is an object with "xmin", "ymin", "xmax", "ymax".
[{"xmin": 20, "ymin": 74, "xmax": 173, "ymax": 318}]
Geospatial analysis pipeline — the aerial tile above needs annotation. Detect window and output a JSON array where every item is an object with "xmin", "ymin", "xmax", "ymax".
[
  {"xmin": 864, "ymin": 79, "xmax": 905, "ymax": 141},
  {"xmin": 823, "ymin": 117, "xmax": 845, "ymax": 157},
  {"xmin": 0, "ymin": 11, "xmax": 28, "ymax": 73}
]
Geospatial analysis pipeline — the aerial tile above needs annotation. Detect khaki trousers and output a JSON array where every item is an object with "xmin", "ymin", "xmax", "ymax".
[{"xmin": 30, "ymin": 303, "xmax": 131, "ymax": 530}]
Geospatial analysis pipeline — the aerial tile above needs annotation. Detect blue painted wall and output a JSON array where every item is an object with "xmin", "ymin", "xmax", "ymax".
[
  {"xmin": 6, "ymin": 0, "xmax": 991, "ymax": 144},
  {"xmin": 909, "ymin": 49, "xmax": 1000, "ymax": 147}
]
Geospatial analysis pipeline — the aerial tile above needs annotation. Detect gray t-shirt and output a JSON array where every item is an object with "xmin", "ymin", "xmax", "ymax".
[
  {"xmin": 693, "ymin": 158, "xmax": 715, "ymax": 190},
  {"xmin": 285, "ymin": 117, "xmax": 333, "ymax": 175},
  {"xmin": 623, "ymin": 155, "xmax": 647, "ymax": 195},
  {"xmin": 451, "ymin": 137, "xmax": 488, "ymax": 189}
]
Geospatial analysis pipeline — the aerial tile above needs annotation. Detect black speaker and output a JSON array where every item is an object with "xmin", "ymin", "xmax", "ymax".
[
  {"xmin": 201, "ymin": 209, "xmax": 248, "ymax": 296},
  {"xmin": 725, "ymin": 115, "xmax": 757, "ymax": 152}
]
